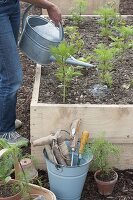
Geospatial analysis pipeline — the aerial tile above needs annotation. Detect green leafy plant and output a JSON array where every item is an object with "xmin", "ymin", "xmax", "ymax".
[
  {"xmin": 70, "ymin": 0, "xmax": 88, "ymax": 25},
  {"xmin": 111, "ymin": 25, "xmax": 133, "ymax": 52},
  {"xmin": 64, "ymin": 26, "xmax": 84, "ymax": 54},
  {"xmin": 51, "ymin": 41, "xmax": 82, "ymax": 103},
  {"xmin": 94, "ymin": 43, "xmax": 118, "ymax": 87},
  {"xmin": 0, "ymin": 149, "xmax": 14, "ymax": 185},
  {"xmin": 96, "ymin": 5, "xmax": 120, "ymax": 37},
  {"xmin": 0, "ymin": 139, "xmax": 35, "ymax": 200},
  {"xmin": 0, "ymin": 139, "xmax": 24, "ymax": 198},
  {"xmin": 0, "ymin": 139, "xmax": 22, "ymax": 182},
  {"xmin": 84, "ymin": 133, "xmax": 119, "ymax": 175},
  {"xmin": 129, "ymin": 79, "xmax": 133, "ymax": 88}
]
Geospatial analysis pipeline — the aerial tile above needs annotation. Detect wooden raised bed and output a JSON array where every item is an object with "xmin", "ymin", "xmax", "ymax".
[
  {"xmin": 42, "ymin": 0, "xmax": 120, "ymax": 15},
  {"xmin": 31, "ymin": 64, "xmax": 133, "ymax": 170}
]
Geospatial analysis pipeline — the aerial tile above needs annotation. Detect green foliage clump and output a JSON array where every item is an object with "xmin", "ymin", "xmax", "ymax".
[
  {"xmin": 94, "ymin": 43, "xmax": 118, "ymax": 87},
  {"xmin": 64, "ymin": 26, "xmax": 84, "ymax": 55},
  {"xmin": 70, "ymin": 0, "xmax": 88, "ymax": 25},
  {"xmin": 51, "ymin": 41, "xmax": 82, "ymax": 103},
  {"xmin": 111, "ymin": 25, "xmax": 133, "ymax": 52},
  {"xmin": 96, "ymin": 5, "xmax": 120, "ymax": 37},
  {"xmin": 84, "ymin": 133, "xmax": 120, "ymax": 174},
  {"xmin": 0, "ymin": 139, "xmax": 34, "ymax": 199},
  {"xmin": 0, "ymin": 139, "xmax": 22, "ymax": 183}
]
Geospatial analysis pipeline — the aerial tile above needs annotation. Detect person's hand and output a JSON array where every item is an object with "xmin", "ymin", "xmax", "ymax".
[{"xmin": 47, "ymin": 4, "xmax": 62, "ymax": 26}]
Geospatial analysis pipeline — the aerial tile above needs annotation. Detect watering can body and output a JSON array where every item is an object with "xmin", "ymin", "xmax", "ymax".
[{"xmin": 19, "ymin": 5, "xmax": 94, "ymax": 68}]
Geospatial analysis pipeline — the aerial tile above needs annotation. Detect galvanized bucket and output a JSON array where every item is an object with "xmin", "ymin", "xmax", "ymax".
[
  {"xmin": 44, "ymin": 149, "xmax": 93, "ymax": 200},
  {"xmin": 19, "ymin": 5, "xmax": 94, "ymax": 68}
]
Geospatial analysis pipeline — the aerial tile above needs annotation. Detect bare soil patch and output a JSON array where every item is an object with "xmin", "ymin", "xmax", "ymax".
[
  {"xmin": 119, "ymin": 0, "xmax": 133, "ymax": 15},
  {"xmin": 38, "ymin": 16, "xmax": 133, "ymax": 104}
]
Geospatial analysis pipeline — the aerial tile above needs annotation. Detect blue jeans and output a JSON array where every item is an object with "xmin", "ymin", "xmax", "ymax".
[{"xmin": 0, "ymin": 0, "xmax": 22, "ymax": 134}]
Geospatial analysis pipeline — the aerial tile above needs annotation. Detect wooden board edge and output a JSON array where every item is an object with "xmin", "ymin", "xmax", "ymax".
[{"xmin": 31, "ymin": 64, "xmax": 41, "ymax": 106}]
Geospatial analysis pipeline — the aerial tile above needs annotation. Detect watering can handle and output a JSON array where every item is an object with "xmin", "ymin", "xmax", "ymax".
[
  {"xmin": 22, "ymin": 4, "xmax": 64, "ymax": 40},
  {"xmin": 22, "ymin": 4, "xmax": 33, "ymax": 31},
  {"xmin": 58, "ymin": 23, "xmax": 64, "ymax": 41}
]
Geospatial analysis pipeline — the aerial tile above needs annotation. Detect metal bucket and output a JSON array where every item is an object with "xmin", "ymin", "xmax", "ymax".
[
  {"xmin": 44, "ymin": 150, "xmax": 93, "ymax": 200},
  {"xmin": 19, "ymin": 5, "xmax": 94, "ymax": 68}
]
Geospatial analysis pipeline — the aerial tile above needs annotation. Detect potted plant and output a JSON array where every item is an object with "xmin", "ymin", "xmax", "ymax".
[
  {"xmin": 0, "ymin": 139, "xmax": 22, "ymax": 200},
  {"xmin": 84, "ymin": 133, "xmax": 120, "ymax": 196},
  {"xmin": 0, "ymin": 139, "xmax": 56, "ymax": 200}
]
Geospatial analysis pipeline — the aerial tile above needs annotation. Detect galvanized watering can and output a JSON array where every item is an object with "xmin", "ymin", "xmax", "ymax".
[{"xmin": 19, "ymin": 5, "xmax": 94, "ymax": 68}]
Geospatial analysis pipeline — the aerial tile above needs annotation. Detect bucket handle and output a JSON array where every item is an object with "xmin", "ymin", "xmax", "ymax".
[
  {"xmin": 58, "ymin": 23, "xmax": 64, "ymax": 41},
  {"xmin": 55, "ymin": 164, "xmax": 63, "ymax": 173}
]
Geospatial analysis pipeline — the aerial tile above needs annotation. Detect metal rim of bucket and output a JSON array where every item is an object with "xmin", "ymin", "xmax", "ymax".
[
  {"xmin": 26, "ymin": 16, "xmax": 63, "ymax": 43},
  {"xmin": 43, "ymin": 149, "xmax": 93, "ymax": 169}
]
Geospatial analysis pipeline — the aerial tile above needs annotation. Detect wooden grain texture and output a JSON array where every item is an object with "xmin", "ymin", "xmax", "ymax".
[
  {"xmin": 31, "ymin": 64, "xmax": 133, "ymax": 170},
  {"xmin": 42, "ymin": 0, "xmax": 120, "ymax": 15},
  {"xmin": 31, "ymin": 143, "xmax": 133, "ymax": 170}
]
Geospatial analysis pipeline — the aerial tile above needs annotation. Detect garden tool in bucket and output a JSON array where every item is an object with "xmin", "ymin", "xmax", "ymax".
[
  {"xmin": 33, "ymin": 121, "xmax": 93, "ymax": 200},
  {"xmin": 32, "ymin": 130, "xmax": 71, "ymax": 165},
  {"xmin": 43, "ymin": 138, "xmax": 93, "ymax": 200},
  {"xmin": 19, "ymin": 5, "xmax": 94, "ymax": 68},
  {"xmin": 70, "ymin": 119, "xmax": 81, "ymax": 166}
]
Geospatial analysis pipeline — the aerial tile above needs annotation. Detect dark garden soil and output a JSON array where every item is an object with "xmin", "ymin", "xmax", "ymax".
[
  {"xmin": 96, "ymin": 170, "xmax": 117, "ymax": 182},
  {"xmin": 37, "ymin": 169, "xmax": 133, "ymax": 200},
  {"xmin": 119, "ymin": 0, "xmax": 133, "ymax": 15},
  {"xmin": 39, "ymin": 16, "xmax": 133, "ymax": 104},
  {"xmin": 17, "ymin": 2, "xmax": 133, "ymax": 200},
  {"xmin": 0, "ymin": 183, "xmax": 20, "ymax": 197}
]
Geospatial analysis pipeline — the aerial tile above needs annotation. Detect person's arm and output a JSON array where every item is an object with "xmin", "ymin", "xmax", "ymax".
[{"xmin": 21, "ymin": 0, "xmax": 62, "ymax": 25}]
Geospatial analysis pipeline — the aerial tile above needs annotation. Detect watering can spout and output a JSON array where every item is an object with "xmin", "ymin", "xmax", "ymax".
[{"xmin": 50, "ymin": 56, "xmax": 94, "ymax": 68}]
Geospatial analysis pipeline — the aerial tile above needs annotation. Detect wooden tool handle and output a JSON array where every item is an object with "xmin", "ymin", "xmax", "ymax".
[
  {"xmin": 79, "ymin": 131, "xmax": 89, "ymax": 154},
  {"xmin": 52, "ymin": 144, "xmax": 67, "ymax": 166},
  {"xmin": 32, "ymin": 134, "xmax": 56, "ymax": 146},
  {"xmin": 45, "ymin": 144, "xmax": 57, "ymax": 164}
]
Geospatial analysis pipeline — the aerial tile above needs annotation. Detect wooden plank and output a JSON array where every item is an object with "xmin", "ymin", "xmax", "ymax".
[
  {"xmin": 31, "ymin": 64, "xmax": 41, "ymax": 105},
  {"xmin": 31, "ymin": 143, "xmax": 133, "ymax": 170},
  {"xmin": 31, "ymin": 104, "xmax": 133, "ymax": 142},
  {"xmin": 31, "ymin": 104, "xmax": 133, "ymax": 169},
  {"xmin": 42, "ymin": 0, "xmax": 120, "ymax": 15},
  {"xmin": 30, "ymin": 64, "xmax": 133, "ymax": 170},
  {"xmin": 111, "ymin": 144, "xmax": 133, "ymax": 170}
]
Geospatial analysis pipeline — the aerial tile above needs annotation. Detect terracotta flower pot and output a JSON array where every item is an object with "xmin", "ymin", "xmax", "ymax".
[
  {"xmin": 26, "ymin": 183, "xmax": 56, "ymax": 200},
  {"xmin": 21, "ymin": 194, "xmax": 44, "ymax": 200},
  {"xmin": 0, "ymin": 179, "xmax": 56, "ymax": 200},
  {"xmin": 19, "ymin": 158, "xmax": 38, "ymax": 181},
  {"xmin": 94, "ymin": 170, "xmax": 118, "ymax": 196},
  {"xmin": 0, "ymin": 192, "xmax": 21, "ymax": 200},
  {"xmin": 0, "ymin": 180, "xmax": 21, "ymax": 200}
]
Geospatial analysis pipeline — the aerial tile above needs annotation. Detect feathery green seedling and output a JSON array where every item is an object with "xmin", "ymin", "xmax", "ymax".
[
  {"xmin": 96, "ymin": 5, "xmax": 120, "ymax": 37},
  {"xmin": 111, "ymin": 25, "xmax": 133, "ymax": 52},
  {"xmin": 70, "ymin": 0, "xmax": 88, "ymax": 26},
  {"xmin": 51, "ymin": 41, "xmax": 82, "ymax": 103},
  {"xmin": 84, "ymin": 133, "xmax": 120, "ymax": 174},
  {"xmin": 94, "ymin": 43, "xmax": 118, "ymax": 87},
  {"xmin": 0, "ymin": 139, "xmax": 35, "ymax": 200},
  {"xmin": 64, "ymin": 26, "xmax": 84, "ymax": 54}
]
